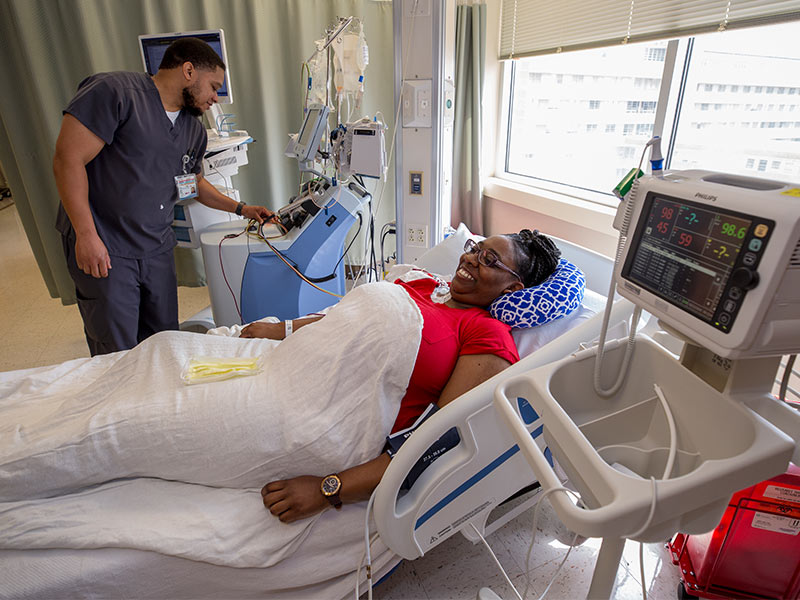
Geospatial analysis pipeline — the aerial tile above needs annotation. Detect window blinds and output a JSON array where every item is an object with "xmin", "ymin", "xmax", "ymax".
[{"xmin": 499, "ymin": 0, "xmax": 800, "ymax": 59}]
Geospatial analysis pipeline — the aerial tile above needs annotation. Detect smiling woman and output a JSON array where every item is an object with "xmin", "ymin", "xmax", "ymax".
[{"xmin": 243, "ymin": 229, "xmax": 563, "ymax": 523}]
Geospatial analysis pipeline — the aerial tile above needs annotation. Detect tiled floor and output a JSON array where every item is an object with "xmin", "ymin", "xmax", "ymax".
[
  {"xmin": 372, "ymin": 495, "xmax": 683, "ymax": 600},
  {"xmin": 1, "ymin": 200, "xmax": 686, "ymax": 599}
]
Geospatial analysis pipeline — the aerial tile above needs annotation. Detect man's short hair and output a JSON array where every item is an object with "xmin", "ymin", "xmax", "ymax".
[{"xmin": 159, "ymin": 37, "xmax": 226, "ymax": 72}]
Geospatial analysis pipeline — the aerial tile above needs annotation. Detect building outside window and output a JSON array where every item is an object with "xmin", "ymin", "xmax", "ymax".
[{"xmin": 503, "ymin": 22, "xmax": 800, "ymax": 204}]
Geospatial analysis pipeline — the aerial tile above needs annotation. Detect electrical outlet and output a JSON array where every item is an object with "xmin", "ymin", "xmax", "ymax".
[{"xmin": 406, "ymin": 224, "xmax": 427, "ymax": 247}]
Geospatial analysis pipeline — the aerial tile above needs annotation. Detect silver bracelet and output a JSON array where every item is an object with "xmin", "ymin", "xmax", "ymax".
[{"xmin": 284, "ymin": 320, "xmax": 293, "ymax": 338}]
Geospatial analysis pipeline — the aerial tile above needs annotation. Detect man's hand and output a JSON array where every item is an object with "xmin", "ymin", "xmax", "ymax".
[
  {"xmin": 75, "ymin": 232, "xmax": 112, "ymax": 278},
  {"xmin": 261, "ymin": 476, "xmax": 328, "ymax": 523},
  {"xmin": 241, "ymin": 204, "xmax": 277, "ymax": 224},
  {"xmin": 240, "ymin": 321, "xmax": 284, "ymax": 339}
]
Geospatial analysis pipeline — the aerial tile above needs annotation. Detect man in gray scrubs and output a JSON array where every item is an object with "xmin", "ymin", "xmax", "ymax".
[{"xmin": 53, "ymin": 38, "xmax": 273, "ymax": 355}]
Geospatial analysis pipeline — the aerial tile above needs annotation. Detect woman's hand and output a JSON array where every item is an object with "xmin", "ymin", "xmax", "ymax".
[
  {"xmin": 261, "ymin": 476, "xmax": 328, "ymax": 523},
  {"xmin": 240, "ymin": 322, "xmax": 284, "ymax": 339}
]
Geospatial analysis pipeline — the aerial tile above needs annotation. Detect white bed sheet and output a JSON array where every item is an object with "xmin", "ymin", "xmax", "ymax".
[
  {"xmin": 0, "ymin": 282, "xmax": 420, "ymax": 598},
  {"xmin": 0, "ymin": 507, "xmax": 398, "ymax": 600}
]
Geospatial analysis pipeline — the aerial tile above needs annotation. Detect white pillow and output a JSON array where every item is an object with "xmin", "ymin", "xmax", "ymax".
[
  {"xmin": 414, "ymin": 223, "xmax": 481, "ymax": 277},
  {"xmin": 512, "ymin": 289, "xmax": 606, "ymax": 358}
]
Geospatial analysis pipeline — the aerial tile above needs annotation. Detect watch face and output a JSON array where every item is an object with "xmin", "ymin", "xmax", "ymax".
[{"xmin": 321, "ymin": 475, "xmax": 340, "ymax": 496}]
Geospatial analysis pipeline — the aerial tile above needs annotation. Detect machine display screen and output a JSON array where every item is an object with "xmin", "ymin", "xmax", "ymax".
[
  {"xmin": 622, "ymin": 192, "xmax": 768, "ymax": 327},
  {"xmin": 298, "ymin": 108, "xmax": 322, "ymax": 148}
]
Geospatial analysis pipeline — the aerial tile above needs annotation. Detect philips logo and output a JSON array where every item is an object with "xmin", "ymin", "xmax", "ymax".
[{"xmin": 695, "ymin": 192, "xmax": 718, "ymax": 202}]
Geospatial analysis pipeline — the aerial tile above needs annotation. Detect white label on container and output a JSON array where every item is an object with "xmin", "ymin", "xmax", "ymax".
[
  {"xmin": 751, "ymin": 513, "xmax": 800, "ymax": 536},
  {"xmin": 763, "ymin": 485, "xmax": 800, "ymax": 504}
]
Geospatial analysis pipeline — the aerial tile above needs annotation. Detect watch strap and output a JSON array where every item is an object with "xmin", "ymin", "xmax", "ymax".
[
  {"xmin": 235, "ymin": 201, "xmax": 246, "ymax": 216},
  {"xmin": 327, "ymin": 492, "xmax": 342, "ymax": 509}
]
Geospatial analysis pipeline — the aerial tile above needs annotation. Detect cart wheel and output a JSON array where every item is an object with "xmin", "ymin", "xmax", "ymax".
[{"xmin": 678, "ymin": 581, "xmax": 699, "ymax": 600}]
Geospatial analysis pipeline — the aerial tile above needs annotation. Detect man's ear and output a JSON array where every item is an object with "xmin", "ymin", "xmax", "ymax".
[{"xmin": 182, "ymin": 61, "xmax": 195, "ymax": 81}]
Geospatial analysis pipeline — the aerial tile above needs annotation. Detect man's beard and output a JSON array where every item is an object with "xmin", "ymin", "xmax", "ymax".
[{"xmin": 182, "ymin": 86, "xmax": 204, "ymax": 117}]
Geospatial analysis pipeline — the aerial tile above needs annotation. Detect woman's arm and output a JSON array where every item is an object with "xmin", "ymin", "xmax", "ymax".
[
  {"xmin": 240, "ymin": 315, "xmax": 324, "ymax": 340},
  {"xmin": 260, "ymin": 353, "xmax": 511, "ymax": 523}
]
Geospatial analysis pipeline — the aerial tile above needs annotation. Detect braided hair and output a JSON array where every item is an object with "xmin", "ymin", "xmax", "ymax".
[{"xmin": 506, "ymin": 229, "xmax": 561, "ymax": 287}]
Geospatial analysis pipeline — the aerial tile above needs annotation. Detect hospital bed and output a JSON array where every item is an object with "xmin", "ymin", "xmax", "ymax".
[{"xmin": 0, "ymin": 232, "xmax": 633, "ymax": 600}]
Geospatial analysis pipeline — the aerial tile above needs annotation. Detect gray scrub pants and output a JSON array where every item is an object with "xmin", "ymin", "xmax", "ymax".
[{"xmin": 62, "ymin": 235, "xmax": 179, "ymax": 356}]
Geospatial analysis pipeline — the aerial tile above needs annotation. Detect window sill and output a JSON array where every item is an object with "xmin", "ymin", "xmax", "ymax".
[{"xmin": 484, "ymin": 176, "xmax": 618, "ymax": 235}]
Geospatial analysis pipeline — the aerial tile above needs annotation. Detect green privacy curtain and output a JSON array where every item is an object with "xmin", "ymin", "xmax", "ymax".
[
  {"xmin": 0, "ymin": 0, "xmax": 393, "ymax": 303},
  {"xmin": 451, "ymin": 1, "xmax": 486, "ymax": 233}
]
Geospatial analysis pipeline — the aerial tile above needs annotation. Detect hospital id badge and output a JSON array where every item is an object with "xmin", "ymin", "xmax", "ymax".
[{"xmin": 174, "ymin": 173, "xmax": 198, "ymax": 200}]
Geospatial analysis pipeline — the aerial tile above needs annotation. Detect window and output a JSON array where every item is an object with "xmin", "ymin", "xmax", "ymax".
[
  {"xmin": 503, "ymin": 22, "xmax": 800, "ymax": 201},
  {"xmin": 505, "ymin": 41, "xmax": 668, "ymax": 195}
]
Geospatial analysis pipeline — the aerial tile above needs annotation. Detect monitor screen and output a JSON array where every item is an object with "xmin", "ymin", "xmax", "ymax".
[
  {"xmin": 621, "ymin": 191, "xmax": 774, "ymax": 333},
  {"xmin": 139, "ymin": 29, "xmax": 233, "ymax": 104},
  {"xmin": 298, "ymin": 107, "xmax": 322, "ymax": 148}
]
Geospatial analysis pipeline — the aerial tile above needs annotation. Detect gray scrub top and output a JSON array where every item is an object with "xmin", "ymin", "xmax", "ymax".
[{"xmin": 56, "ymin": 71, "xmax": 207, "ymax": 258}]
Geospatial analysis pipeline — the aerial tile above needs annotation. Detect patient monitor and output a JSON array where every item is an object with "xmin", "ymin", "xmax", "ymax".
[
  {"xmin": 617, "ymin": 170, "xmax": 800, "ymax": 359},
  {"xmin": 492, "ymin": 170, "xmax": 800, "ymax": 599}
]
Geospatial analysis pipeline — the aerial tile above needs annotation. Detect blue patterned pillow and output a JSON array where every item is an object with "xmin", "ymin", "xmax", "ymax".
[{"xmin": 490, "ymin": 259, "xmax": 585, "ymax": 329}]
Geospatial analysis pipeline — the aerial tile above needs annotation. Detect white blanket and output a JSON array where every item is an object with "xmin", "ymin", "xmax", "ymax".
[{"xmin": 0, "ymin": 281, "xmax": 422, "ymax": 568}]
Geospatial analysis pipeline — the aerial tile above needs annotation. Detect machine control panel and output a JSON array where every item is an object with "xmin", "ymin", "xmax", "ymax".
[{"xmin": 622, "ymin": 192, "xmax": 774, "ymax": 334}]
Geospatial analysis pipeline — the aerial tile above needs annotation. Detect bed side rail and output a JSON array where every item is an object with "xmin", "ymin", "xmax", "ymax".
[{"xmin": 373, "ymin": 299, "xmax": 635, "ymax": 559}]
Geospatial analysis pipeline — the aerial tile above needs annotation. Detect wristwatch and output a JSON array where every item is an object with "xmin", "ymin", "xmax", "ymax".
[
  {"xmin": 235, "ymin": 201, "xmax": 246, "ymax": 216},
  {"xmin": 320, "ymin": 474, "xmax": 342, "ymax": 509}
]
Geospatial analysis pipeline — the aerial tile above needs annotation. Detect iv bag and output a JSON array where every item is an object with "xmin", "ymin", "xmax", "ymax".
[
  {"xmin": 307, "ymin": 38, "xmax": 328, "ymax": 105},
  {"xmin": 333, "ymin": 31, "xmax": 368, "ymax": 95}
]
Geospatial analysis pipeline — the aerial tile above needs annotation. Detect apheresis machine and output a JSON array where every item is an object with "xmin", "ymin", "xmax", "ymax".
[
  {"xmin": 493, "ymin": 170, "xmax": 800, "ymax": 598},
  {"xmin": 200, "ymin": 102, "xmax": 384, "ymax": 325},
  {"xmin": 200, "ymin": 16, "xmax": 385, "ymax": 327}
]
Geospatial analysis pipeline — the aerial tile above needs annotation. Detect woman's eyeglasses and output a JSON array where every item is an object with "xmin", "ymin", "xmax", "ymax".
[{"xmin": 463, "ymin": 239, "xmax": 522, "ymax": 282}]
